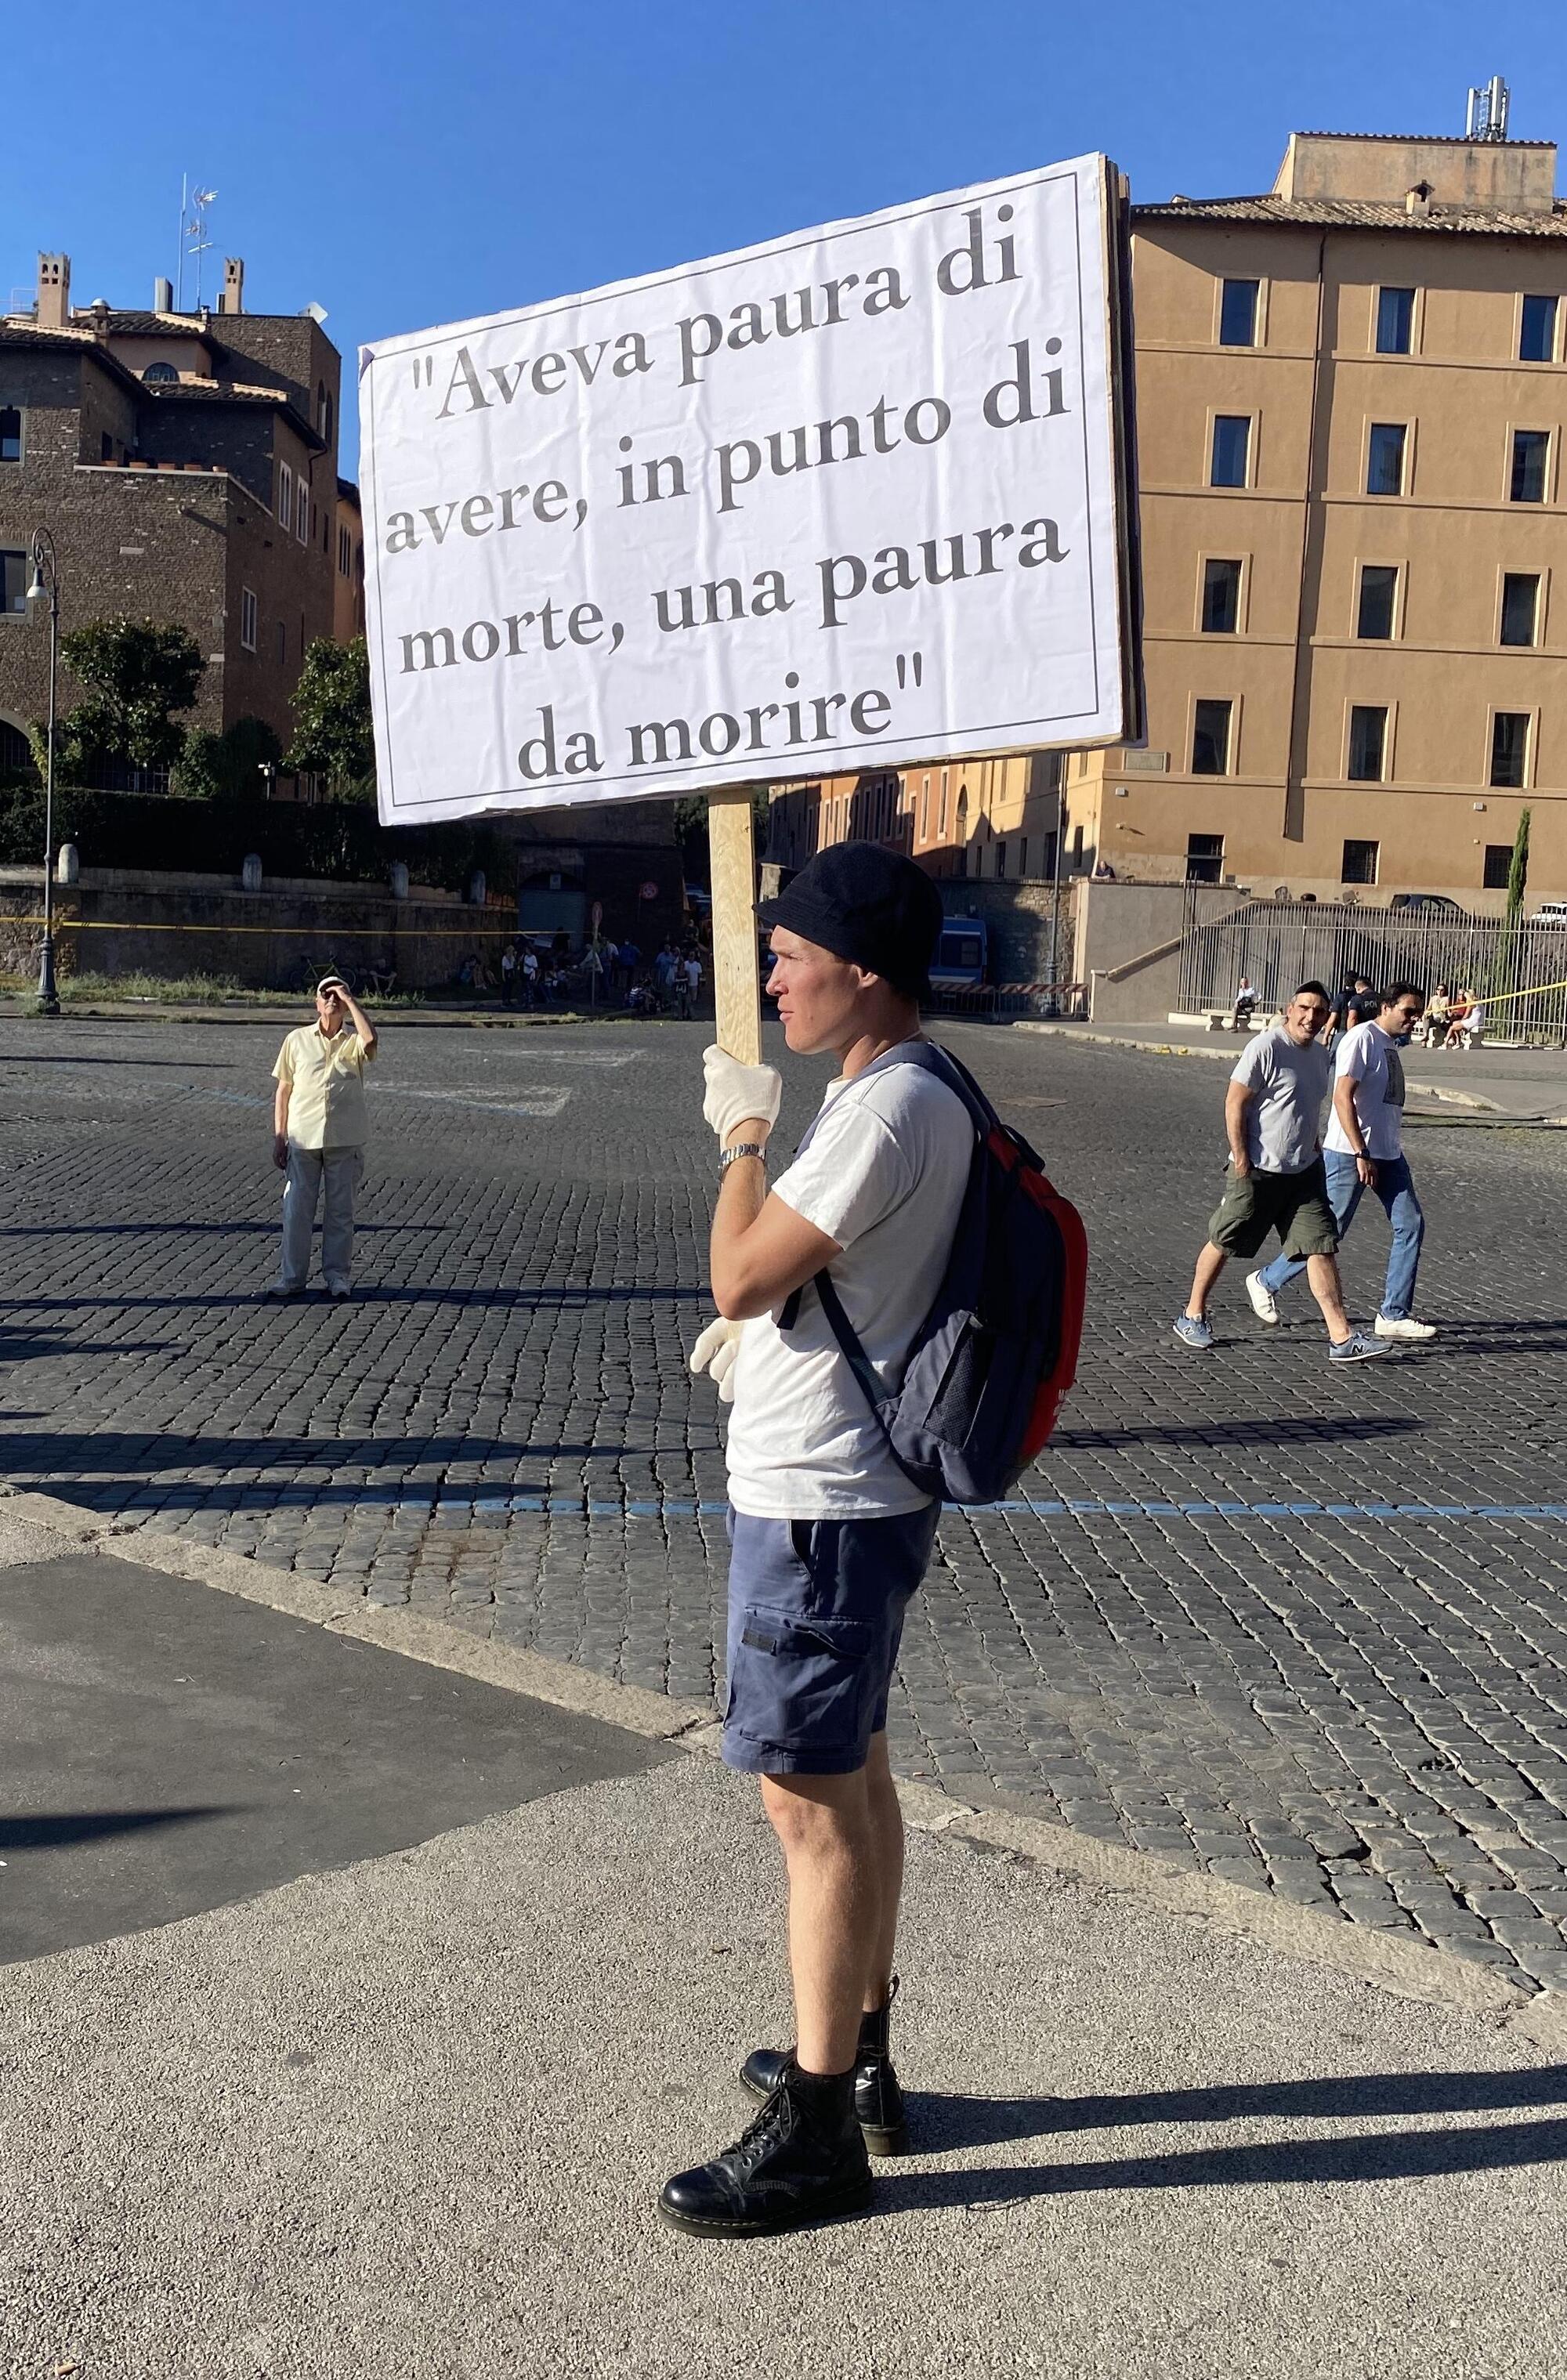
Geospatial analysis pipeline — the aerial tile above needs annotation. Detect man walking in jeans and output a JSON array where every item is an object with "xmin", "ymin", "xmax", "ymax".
[
  {"xmin": 1173, "ymin": 982, "xmax": 1385, "ymax": 1364},
  {"xmin": 269, "ymin": 975, "xmax": 378, "ymax": 1300},
  {"xmin": 1250, "ymin": 983, "xmax": 1435, "ymax": 1342},
  {"xmin": 661, "ymin": 843, "xmax": 968, "ymax": 2237}
]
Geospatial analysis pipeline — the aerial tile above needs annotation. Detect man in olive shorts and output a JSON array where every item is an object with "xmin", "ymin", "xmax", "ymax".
[{"xmin": 1173, "ymin": 982, "xmax": 1387, "ymax": 1364}]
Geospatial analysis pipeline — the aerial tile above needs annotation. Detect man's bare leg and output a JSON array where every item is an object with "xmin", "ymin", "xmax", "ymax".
[
  {"xmin": 1305, "ymin": 1251, "xmax": 1352, "ymax": 1342},
  {"xmin": 1184, "ymin": 1241, "xmax": 1227, "ymax": 1321},
  {"xmin": 760, "ymin": 1768, "xmax": 881, "ymax": 2074},
  {"xmin": 862, "ymin": 1731, "xmax": 903, "ymax": 2013}
]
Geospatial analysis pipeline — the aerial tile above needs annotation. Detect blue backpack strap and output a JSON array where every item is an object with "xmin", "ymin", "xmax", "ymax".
[{"xmin": 776, "ymin": 1039, "xmax": 986, "ymax": 1342}]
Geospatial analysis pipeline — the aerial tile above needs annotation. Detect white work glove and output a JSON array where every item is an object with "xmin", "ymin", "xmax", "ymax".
[
  {"xmin": 702, "ymin": 1044, "xmax": 782, "ymax": 1145},
  {"xmin": 690, "ymin": 1316, "xmax": 744, "ymax": 1403}
]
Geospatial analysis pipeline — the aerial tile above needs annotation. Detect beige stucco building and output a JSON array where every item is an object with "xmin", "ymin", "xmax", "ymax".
[{"xmin": 771, "ymin": 124, "xmax": 1567, "ymax": 913}]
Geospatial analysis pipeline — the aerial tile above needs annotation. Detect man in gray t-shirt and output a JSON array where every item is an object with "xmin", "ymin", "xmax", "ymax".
[{"xmin": 1173, "ymin": 983, "xmax": 1387, "ymax": 1364}]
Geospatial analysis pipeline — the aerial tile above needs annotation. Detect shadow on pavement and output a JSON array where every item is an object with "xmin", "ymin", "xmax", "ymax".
[
  {"xmin": 1058, "ymin": 1416, "xmax": 1423, "ymax": 1450},
  {"xmin": 910, "ymin": 2064, "xmax": 1567, "ymax": 2151},
  {"xmin": 880, "ymin": 2114, "xmax": 1567, "ymax": 2202},
  {"xmin": 0, "ymin": 1806, "xmax": 233, "ymax": 1850}
]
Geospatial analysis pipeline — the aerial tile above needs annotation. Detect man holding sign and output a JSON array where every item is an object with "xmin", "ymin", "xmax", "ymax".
[{"xmin": 660, "ymin": 843, "xmax": 967, "ymax": 2237}]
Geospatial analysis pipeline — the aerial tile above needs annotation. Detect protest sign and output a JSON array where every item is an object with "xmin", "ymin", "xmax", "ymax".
[{"xmin": 358, "ymin": 154, "xmax": 1141, "ymax": 830}]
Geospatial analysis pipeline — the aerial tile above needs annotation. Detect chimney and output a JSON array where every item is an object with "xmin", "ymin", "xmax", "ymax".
[
  {"xmin": 219, "ymin": 257, "xmax": 244, "ymax": 316},
  {"xmin": 36, "ymin": 252, "xmax": 70, "ymax": 329},
  {"xmin": 1406, "ymin": 180, "xmax": 1435, "ymax": 219},
  {"xmin": 154, "ymin": 275, "xmax": 173, "ymax": 313}
]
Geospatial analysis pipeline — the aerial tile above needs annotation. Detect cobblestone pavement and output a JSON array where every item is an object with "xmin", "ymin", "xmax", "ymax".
[{"xmin": 3, "ymin": 1011, "xmax": 1567, "ymax": 1988}]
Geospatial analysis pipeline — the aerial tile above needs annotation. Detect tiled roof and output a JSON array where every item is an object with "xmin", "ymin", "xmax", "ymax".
[
  {"xmin": 141, "ymin": 379, "xmax": 324, "ymax": 447},
  {"xmin": 1134, "ymin": 194, "xmax": 1567, "ymax": 238},
  {"xmin": 1289, "ymin": 129, "xmax": 1555, "ymax": 148},
  {"xmin": 87, "ymin": 310, "xmax": 218, "ymax": 338},
  {"xmin": 337, "ymin": 475, "xmax": 360, "ymax": 506}
]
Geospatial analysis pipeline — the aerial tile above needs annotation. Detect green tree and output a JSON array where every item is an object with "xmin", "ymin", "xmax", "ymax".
[
  {"xmin": 673, "ymin": 787, "xmax": 772, "ymax": 886},
  {"xmin": 1505, "ymin": 806, "xmax": 1531, "ymax": 927},
  {"xmin": 53, "ymin": 617, "xmax": 204, "ymax": 779},
  {"xmin": 285, "ymin": 636, "xmax": 376, "ymax": 799},
  {"xmin": 173, "ymin": 714, "xmax": 284, "ymax": 800}
]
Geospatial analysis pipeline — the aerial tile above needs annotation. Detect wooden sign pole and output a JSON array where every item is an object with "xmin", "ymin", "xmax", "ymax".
[{"xmin": 707, "ymin": 787, "xmax": 762, "ymax": 1065}]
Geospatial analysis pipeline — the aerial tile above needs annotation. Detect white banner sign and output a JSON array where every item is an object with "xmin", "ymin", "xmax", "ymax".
[{"xmin": 360, "ymin": 154, "xmax": 1137, "ymax": 826}]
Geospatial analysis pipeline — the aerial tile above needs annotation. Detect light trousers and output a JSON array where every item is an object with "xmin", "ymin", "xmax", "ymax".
[{"xmin": 278, "ymin": 1144, "xmax": 364, "ymax": 1291}]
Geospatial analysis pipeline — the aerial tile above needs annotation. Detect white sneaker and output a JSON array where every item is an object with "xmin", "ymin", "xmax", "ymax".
[
  {"xmin": 1244, "ymin": 1271, "xmax": 1279, "ymax": 1326},
  {"xmin": 1374, "ymin": 1315, "xmax": 1436, "ymax": 1340}
]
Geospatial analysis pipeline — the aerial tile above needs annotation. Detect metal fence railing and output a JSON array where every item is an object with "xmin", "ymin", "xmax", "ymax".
[
  {"xmin": 1177, "ymin": 893, "xmax": 1567, "ymax": 1044},
  {"xmin": 924, "ymin": 982, "xmax": 1087, "ymax": 1025}
]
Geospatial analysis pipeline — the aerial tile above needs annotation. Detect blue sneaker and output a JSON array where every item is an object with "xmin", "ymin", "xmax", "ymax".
[
  {"xmin": 1173, "ymin": 1315, "xmax": 1214, "ymax": 1352},
  {"xmin": 1328, "ymin": 1332, "xmax": 1391, "ymax": 1363}
]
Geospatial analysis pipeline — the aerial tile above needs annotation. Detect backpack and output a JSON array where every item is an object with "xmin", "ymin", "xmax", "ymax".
[{"xmin": 778, "ymin": 1040, "xmax": 1087, "ymax": 1507}]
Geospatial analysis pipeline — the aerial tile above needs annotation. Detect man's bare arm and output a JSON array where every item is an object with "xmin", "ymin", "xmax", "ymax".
[
  {"xmin": 1225, "ymin": 1080, "xmax": 1256, "ymax": 1174},
  {"xmin": 710, "ymin": 1162, "xmax": 841, "ymax": 1322}
]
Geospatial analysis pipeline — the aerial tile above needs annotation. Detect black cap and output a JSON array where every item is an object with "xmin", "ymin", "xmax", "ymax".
[{"xmin": 755, "ymin": 841, "xmax": 944, "ymax": 997}]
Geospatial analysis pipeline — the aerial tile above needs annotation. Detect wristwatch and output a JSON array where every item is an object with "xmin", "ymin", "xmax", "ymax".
[{"xmin": 719, "ymin": 1141, "xmax": 767, "ymax": 1173}]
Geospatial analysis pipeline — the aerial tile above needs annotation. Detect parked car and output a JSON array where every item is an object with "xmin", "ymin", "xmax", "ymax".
[
  {"xmin": 1388, "ymin": 893, "xmax": 1464, "ymax": 915},
  {"xmin": 1533, "ymin": 900, "xmax": 1567, "ymax": 927}
]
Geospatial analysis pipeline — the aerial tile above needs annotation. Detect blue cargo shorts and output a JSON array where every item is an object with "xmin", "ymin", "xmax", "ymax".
[{"xmin": 722, "ymin": 1504, "xmax": 940, "ymax": 1777}]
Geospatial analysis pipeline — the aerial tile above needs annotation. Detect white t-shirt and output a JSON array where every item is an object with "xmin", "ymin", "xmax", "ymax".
[
  {"xmin": 724, "ymin": 1052, "xmax": 974, "ymax": 1519},
  {"xmin": 1325, "ymin": 1020, "xmax": 1406, "ymax": 1161},
  {"xmin": 1229, "ymin": 1028, "xmax": 1329, "ymax": 1173}
]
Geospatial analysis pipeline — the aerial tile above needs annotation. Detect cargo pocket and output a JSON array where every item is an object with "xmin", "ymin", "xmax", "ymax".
[{"xmin": 726, "ymin": 1606, "xmax": 876, "ymax": 1770}]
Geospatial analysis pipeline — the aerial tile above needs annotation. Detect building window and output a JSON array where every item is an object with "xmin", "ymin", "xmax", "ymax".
[
  {"xmin": 2, "ymin": 550, "xmax": 28, "ymax": 614},
  {"xmin": 1375, "ymin": 288, "xmax": 1415, "ymax": 355},
  {"xmin": 1191, "ymin": 699, "xmax": 1232, "ymax": 775},
  {"xmin": 0, "ymin": 407, "xmax": 20, "ymax": 462},
  {"xmin": 1186, "ymin": 833, "xmax": 1224, "ymax": 885},
  {"xmin": 276, "ymin": 620, "xmax": 287, "ymax": 664},
  {"xmin": 277, "ymin": 462, "xmax": 293, "ymax": 531},
  {"xmin": 1366, "ymin": 423, "xmax": 1407, "ymax": 496},
  {"xmin": 1357, "ymin": 565, "xmax": 1399, "ymax": 640},
  {"xmin": 1019, "ymin": 837, "xmax": 1028, "ymax": 877},
  {"xmin": 1219, "ymin": 279, "xmax": 1259, "ymax": 347},
  {"xmin": 1483, "ymin": 844, "xmax": 1515, "ymax": 889},
  {"xmin": 100, "ymin": 431, "xmax": 114, "ymax": 462},
  {"xmin": 1520, "ymin": 295, "xmax": 1559, "ymax": 364},
  {"xmin": 1210, "ymin": 415, "xmax": 1250, "ymax": 488},
  {"xmin": 1201, "ymin": 559, "xmax": 1242, "ymax": 633},
  {"xmin": 240, "ymin": 587, "xmax": 257, "ymax": 649},
  {"xmin": 297, "ymin": 486, "xmax": 309, "ymax": 545},
  {"xmin": 1511, "ymin": 429, "xmax": 1550, "ymax": 504},
  {"xmin": 1491, "ymin": 711, "xmax": 1530, "ymax": 787},
  {"xmin": 1348, "ymin": 705, "xmax": 1388, "ymax": 782},
  {"xmin": 1500, "ymin": 573, "xmax": 1540, "ymax": 648},
  {"xmin": 1341, "ymin": 839, "xmax": 1379, "ymax": 885},
  {"xmin": 142, "ymin": 360, "xmax": 179, "ymax": 385},
  {"xmin": 338, "ymin": 524, "xmax": 351, "ymax": 575},
  {"xmin": 995, "ymin": 840, "xmax": 1007, "ymax": 877}
]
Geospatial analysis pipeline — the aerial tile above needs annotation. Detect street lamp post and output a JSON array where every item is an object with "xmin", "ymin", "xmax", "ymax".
[{"xmin": 24, "ymin": 529, "xmax": 60, "ymax": 1017}]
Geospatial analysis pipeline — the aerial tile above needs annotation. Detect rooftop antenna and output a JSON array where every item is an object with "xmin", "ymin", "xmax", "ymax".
[
  {"xmin": 174, "ymin": 175, "xmax": 217, "ymax": 312},
  {"xmin": 1466, "ymin": 74, "xmax": 1511, "ymax": 141}
]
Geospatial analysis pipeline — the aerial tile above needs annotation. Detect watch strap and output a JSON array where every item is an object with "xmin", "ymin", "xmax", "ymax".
[{"xmin": 719, "ymin": 1141, "xmax": 767, "ymax": 1173}]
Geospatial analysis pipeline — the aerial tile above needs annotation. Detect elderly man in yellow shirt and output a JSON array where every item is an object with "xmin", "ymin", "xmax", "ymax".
[{"xmin": 269, "ymin": 975, "xmax": 378, "ymax": 1300}]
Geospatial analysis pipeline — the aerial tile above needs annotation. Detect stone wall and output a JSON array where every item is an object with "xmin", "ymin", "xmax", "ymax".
[
  {"xmin": 0, "ymin": 864, "xmax": 511, "ymax": 992},
  {"xmin": 935, "ymin": 877, "xmax": 1080, "ymax": 985}
]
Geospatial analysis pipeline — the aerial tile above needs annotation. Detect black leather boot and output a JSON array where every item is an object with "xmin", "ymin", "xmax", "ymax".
[
  {"xmin": 739, "ymin": 1979, "xmax": 910, "ymax": 2157},
  {"xmin": 659, "ymin": 2064, "xmax": 873, "ymax": 2237}
]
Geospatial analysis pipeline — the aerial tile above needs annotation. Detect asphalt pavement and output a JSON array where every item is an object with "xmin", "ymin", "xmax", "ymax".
[{"xmin": 2, "ymin": 1512, "xmax": 1566, "ymax": 2378}]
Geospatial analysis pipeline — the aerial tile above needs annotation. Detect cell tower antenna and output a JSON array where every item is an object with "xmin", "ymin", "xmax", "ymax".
[
  {"xmin": 1466, "ymin": 74, "xmax": 1511, "ymax": 142},
  {"xmin": 174, "ymin": 175, "xmax": 218, "ymax": 313}
]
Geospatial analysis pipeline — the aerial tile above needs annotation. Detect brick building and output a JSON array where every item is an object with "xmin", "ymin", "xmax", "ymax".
[{"xmin": 0, "ymin": 251, "xmax": 340, "ymax": 783}]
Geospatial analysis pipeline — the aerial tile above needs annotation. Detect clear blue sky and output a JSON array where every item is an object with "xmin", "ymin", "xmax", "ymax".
[{"xmin": 9, "ymin": 0, "xmax": 1565, "ymax": 477}]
